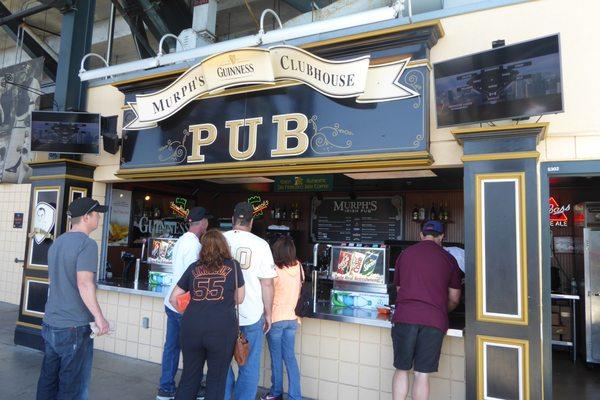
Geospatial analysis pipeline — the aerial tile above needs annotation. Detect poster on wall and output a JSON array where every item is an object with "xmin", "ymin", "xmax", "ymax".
[
  {"xmin": 108, "ymin": 189, "xmax": 132, "ymax": 246},
  {"xmin": 28, "ymin": 187, "xmax": 59, "ymax": 268},
  {"xmin": 0, "ymin": 58, "xmax": 43, "ymax": 183}
]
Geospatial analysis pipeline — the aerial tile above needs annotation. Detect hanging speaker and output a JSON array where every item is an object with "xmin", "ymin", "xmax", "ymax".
[{"xmin": 102, "ymin": 132, "xmax": 121, "ymax": 155}]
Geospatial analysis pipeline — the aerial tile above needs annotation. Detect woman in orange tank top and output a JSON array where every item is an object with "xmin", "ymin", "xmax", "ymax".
[{"xmin": 261, "ymin": 236, "xmax": 302, "ymax": 400}]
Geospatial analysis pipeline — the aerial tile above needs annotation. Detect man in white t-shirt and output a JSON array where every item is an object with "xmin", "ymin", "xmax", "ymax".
[
  {"xmin": 157, "ymin": 207, "xmax": 210, "ymax": 400},
  {"xmin": 224, "ymin": 202, "xmax": 276, "ymax": 400},
  {"xmin": 444, "ymin": 246, "xmax": 465, "ymax": 273}
]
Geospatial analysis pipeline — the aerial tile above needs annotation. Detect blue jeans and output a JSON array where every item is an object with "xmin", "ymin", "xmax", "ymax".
[
  {"xmin": 266, "ymin": 320, "xmax": 301, "ymax": 400},
  {"xmin": 225, "ymin": 316, "xmax": 264, "ymax": 400},
  {"xmin": 159, "ymin": 306, "xmax": 183, "ymax": 394},
  {"xmin": 36, "ymin": 323, "xmax": 94, "ymax": 400}
]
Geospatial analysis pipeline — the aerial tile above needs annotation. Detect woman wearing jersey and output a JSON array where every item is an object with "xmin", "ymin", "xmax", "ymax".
[{"xmin": 170, "ymin": 229, "xmax": 245, "ymax": 400}]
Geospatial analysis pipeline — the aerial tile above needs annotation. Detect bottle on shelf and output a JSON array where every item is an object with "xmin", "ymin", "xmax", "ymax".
[
  {"xmin": 274, "ymin": 207, "xmax": 281, "ymax": 219},
  {"xmin": 292, "ymin": 203, "xmax": 300, "ymax": 220},
  {"xmin": 105, "ymin": 262, "xmax": 113, "ymax": 280},
  {"xmin": 412, "ymin": 205, "xmax": 419, "ymax": 221},
  {"xmin": 443, "ymin": 202, "xmax": 449, "ymax": 221},
  {"xmin": 429, "ymin": 203, "xmax": 437, "ymax": 221},
  {"xmin": 282, "ymin": 206, "xmax": 287, "ymax": 220},
  {"xmin": 438, "ymin": 202, "xmax": 445, "ymax": 221},
  {"xmin": 418, "ymin": 205, "xmax": 426, "ymax": 221}
]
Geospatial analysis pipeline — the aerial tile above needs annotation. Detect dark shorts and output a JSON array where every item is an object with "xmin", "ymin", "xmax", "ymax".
[{"xmin": 391, "ymin": 323, "xmax": 444, "ymax": 373}]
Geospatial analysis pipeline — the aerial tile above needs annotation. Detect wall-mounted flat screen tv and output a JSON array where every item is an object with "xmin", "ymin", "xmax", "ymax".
[
  {"xmin": 31, "ymin": 111, "xmax": 100, "ymax": 154},
  {"xmin": 434, "ymin": 34, "xmax": 563, "ymax": 127}
]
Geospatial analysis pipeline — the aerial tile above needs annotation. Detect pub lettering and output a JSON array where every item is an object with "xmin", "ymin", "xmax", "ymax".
[
  {"xmin": 216, "ymin": 63, "xmax": 255, "ymax": 78},
  {"xmin": 280, "ymin": 55, "xmax": 356, "ymax": 87},
  {"xmin": 333, "ymin": 201, "xmax": 378, "ymax": 213},
  {"xmin": 152, "ymin": 75, "xmax": 206, "ymax": 113},
  {"xmin": 187, "ymin": 112, "xmax": 309, "ymax": 163}
]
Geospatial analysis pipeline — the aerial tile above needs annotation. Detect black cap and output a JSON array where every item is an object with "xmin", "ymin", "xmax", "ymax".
[
  {"xmin": 421, "ymin": 220, "xmax": 444, "ymax": 235},
  {"xmin": 233, "ymin": 202, "xmax": 254, "ymax": 222},
  {"xmin": 187, "ymin": 206, "xmax": 211, "ymax": 222},
  {"xmin": 67, "ymin": 197, "xmax": 108, "ymax": 218}
]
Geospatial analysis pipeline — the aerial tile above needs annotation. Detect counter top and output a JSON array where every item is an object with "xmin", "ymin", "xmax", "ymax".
[
  {"xmin": 551, "ymin": 293, "xmax": 580, "ymax": 300},
  {"xmin": 97, "ymin": 279, "xmax": 167, "ymax": 298},
  {"xmin": 311, "ymin": 302, "xmax": 464, "ymax": 338}
]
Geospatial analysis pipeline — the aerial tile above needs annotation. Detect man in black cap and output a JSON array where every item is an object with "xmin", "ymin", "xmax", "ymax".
[
  {"xmin": 224, "ymin": 202, "xmax": 277, "ymax": 400},
  {"xmin": 37, "ymin": 197, "xmax": 109, "ymax": 400},
  {"xmin": 157, "ymin": 207, "xmax": 210, "ymax": 400}
]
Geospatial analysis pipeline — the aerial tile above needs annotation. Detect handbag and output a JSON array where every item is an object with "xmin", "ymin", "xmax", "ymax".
[
  {"xmin": 294, "ymin": 263, "xmax": 312, "ymax": 318},
  {"xmin": 232, "ymin": 260, "xmax": 249, "ymax": 365},
  {"xmin": 176, "ymin": 291, "xmax": 191, "ymax": 313}
]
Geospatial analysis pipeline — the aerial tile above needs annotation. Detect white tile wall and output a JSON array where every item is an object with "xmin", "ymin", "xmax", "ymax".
[
  {"xmin": 93, "ymin": 291, "xmax": 467, "ymax": 400},
  {"xmin": 0, "ymin": 184, "xmax": 31, "ymax": 304}
]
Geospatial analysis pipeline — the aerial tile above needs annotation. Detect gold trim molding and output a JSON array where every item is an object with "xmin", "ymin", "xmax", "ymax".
[
  {"xmin": 27, "ymin": 158, "xmax": 97, "ymax": 168},
  {"xmin": 475, "ymin": 172, "xmax": 528, "ymax": 325},
  {"xmin": 16, "ymin": 321, "xmax": 42, "ymax": 330},
  {"xmin": 116, "ymin": 152, "xmax": 433, "ymax": 180},
  {"xmin": 452, "ymin": 122, "xmax": 549, "ymax": 143},
  {"xmin": 461, "ymin": 151, "xmax": 540, "ymax": 162},
  {"xmin": 477, "ymin": 335, "xmax": 530, "ymax": 400},
  {"xmin": 30, "ymin": 174, "xmax": 94, "ymax": 183}
]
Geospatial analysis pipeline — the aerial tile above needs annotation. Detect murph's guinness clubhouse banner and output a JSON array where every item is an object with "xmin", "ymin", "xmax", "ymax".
[{"xmin": 125, "ymin": 45, "xmax": 419, "ymax": 130}]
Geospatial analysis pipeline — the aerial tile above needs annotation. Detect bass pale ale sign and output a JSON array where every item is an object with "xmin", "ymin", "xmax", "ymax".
[{"xmin": 125, "ymin": 46, "xmax": 418, "ymax": 130}]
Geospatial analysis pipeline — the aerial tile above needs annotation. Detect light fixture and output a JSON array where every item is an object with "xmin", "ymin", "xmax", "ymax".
[
  {"xmin": 344, "ymin": 170, "xmax": 438, "ymax": 180},
  {"xmin": 78, "ymin": 1, "xmax": 406, "ymax": 82},
  {"xmin": 119, "ymin": 193, "xmax": 124, "ymax": 198},
  {"xmin": 144, "ymin": 195, "xmax": 151, "ymax": 201}
]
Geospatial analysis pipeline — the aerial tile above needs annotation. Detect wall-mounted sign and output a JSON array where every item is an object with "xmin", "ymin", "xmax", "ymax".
[
  {"xmin": 248, "ymin": 195, "xmax": 268, "ymax": 219},
  {"xmin": 169, "ymin": 198, "xmax": 189, "ymax": 219},
  {"xmin": 125, "ymin": 46, "xmax": 418, "ymax": 130},
  {"xmin": 311, "ymin": 196, "xmax": 403, "ymax": 243},
  {"xmin": 109, "ymin": 189, "xmax": 132, "ymax": 246},
  {"xmin": 121, "ymin": 69, "xmax": 429, "ymax": 172},
  {"xmin": 549, "ymin": 196, "xmax": 570, "ymax": 227},
  {"xmin": 13, "ymin": 212, "xmax": 23, "ymax": 229},
  {"xmin": 33, "ymin": 202, "xmax": 56, "ymax": 244},
  {"xmin": 274, "ymin": 175, "xmax": 333, "ymax": 192},
  {"xmin": 28, "ymin": 187, "xmax": 59, "ymax": 268}
]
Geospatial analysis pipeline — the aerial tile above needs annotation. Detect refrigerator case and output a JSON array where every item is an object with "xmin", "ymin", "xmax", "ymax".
[
  {"xmin": 574, "ymin": 202, "xmax": 600, "ymax": 363},
  {"xmin": 583, "ymin": 228, "xmax": 600, "ymax": 363},
  {"xmin": 329, "ymin": 244, "xmax": 389, "ymax": 309}
]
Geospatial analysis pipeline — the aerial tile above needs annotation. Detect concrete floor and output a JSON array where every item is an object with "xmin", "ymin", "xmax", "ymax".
[{"xmin": 2, "ymin": 301, "xmax": 599, "ymax": 400}]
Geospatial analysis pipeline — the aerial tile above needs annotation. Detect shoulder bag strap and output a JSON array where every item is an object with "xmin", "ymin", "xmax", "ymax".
[
  {"xmin": 299, "ymin": 261, "xmax": 305, "ymax": 284},
  {"xmin": 233, "ymin": 260, "xmax": 241, "ymax": 332}
]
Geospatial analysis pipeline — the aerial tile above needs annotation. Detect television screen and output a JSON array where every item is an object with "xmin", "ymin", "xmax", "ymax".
[
  {"xmin": 434, "ymin": 34, "xmax": 563, "ymax": 127},
  {"xmin": 31, "ymin": 111, "xmax": 101, "ymax": 154}
]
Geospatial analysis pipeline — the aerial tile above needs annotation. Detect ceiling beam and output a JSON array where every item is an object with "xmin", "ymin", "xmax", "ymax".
[{"xmin": 0, "ymin": 2, "xmax": 58, "ymax": 80}]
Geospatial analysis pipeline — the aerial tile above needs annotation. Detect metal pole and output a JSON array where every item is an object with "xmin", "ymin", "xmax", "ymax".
[{"xmin": 105, "ymin": 3, "xmax": 116, "ymax": 65}]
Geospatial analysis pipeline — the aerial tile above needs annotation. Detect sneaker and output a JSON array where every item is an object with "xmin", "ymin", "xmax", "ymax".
[
  {"xmin": 156, "ymin": 389, "xmax": 175, "ymax": 400},
  {"xmin": 260, "ymin": 394, "xmax": 283, "ymax": 400}
]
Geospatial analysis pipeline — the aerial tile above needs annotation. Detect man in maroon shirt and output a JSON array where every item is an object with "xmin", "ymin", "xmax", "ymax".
[{"xmin": 391, "ymin": 220, "xmax": 462, "ymax": 400}]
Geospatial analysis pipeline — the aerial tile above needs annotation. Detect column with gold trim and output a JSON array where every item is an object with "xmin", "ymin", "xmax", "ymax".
[
  {"xmin": 14, "ymin": 159, "xmax": 96, "ymax": 350},
  {"xmin": 454, "ymin": 123, "xmax": 549, "ymax": 400}
]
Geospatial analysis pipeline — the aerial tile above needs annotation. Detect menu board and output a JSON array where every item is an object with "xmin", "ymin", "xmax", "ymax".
[
  {"xmin": 330, "ymin": 245, "xmax": 387, "ymax": 284},
  {"xmin": 311, "ymin": 196, "xmax": 403, "ymax": 243}
]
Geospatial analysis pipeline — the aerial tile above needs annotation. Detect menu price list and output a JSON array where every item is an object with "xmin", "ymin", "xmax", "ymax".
[{"xmin": 315, "ymin": 216, "xmax": 401, "ymax": 243}]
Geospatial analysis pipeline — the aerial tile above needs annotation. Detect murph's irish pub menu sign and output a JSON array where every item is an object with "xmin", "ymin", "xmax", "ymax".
[{"xmin": 121, "ymin": 45, "xmax": 430, "ymax": 171}]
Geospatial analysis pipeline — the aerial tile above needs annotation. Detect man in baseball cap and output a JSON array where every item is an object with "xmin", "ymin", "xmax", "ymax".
[
  {"xmin": 157, "ymin": 206, "xmax": 211, "ymax": 400},
  {"xmin": 224, "ymin": 202, "xmax": 277, "ymax": 400},
  {"xmin": 390, "ymin": 219, "xmax": 462, "ymax": 400},
  {"xmin": 37, "ymin": 197, "xmax": 109, "ymax": 398},
  {"xmin": 67, "ymin": 197, "xmax": 109, "ymax": 218}
]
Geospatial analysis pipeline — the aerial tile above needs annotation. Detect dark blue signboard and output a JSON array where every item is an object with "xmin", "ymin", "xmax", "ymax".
[{"xmin": 121, "ymin": 65, "xmax": 429, "ymax": 169}]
